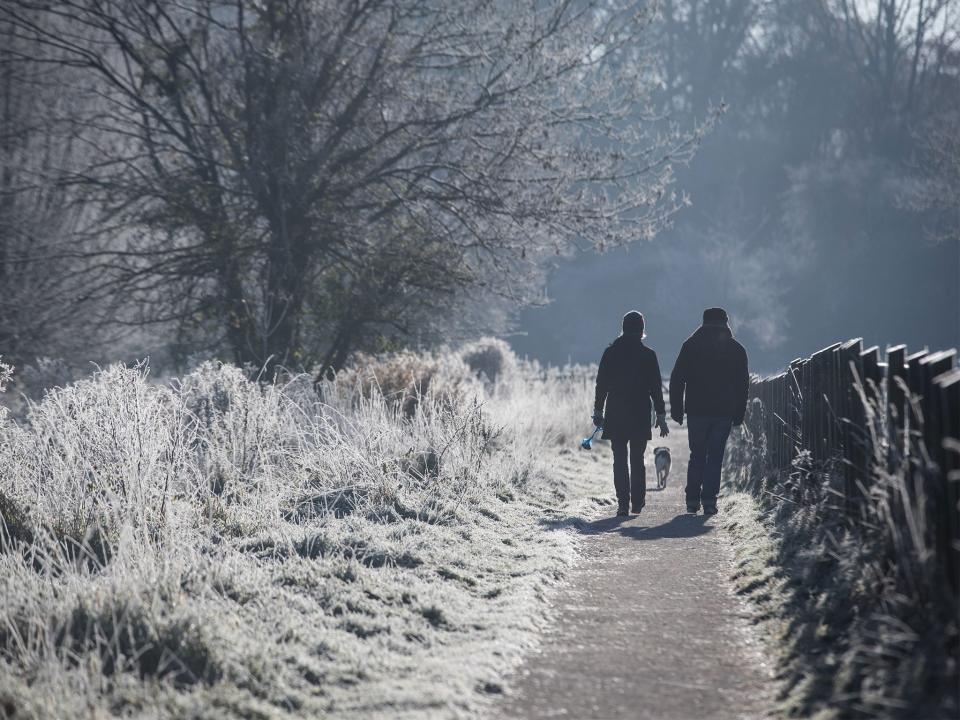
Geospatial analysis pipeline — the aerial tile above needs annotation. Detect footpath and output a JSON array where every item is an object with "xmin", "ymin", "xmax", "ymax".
[{"xmin": 497, "ymin": 426, "xmax": 773, "ymax": 720}]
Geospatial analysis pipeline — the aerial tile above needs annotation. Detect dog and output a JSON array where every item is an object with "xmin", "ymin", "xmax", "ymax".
[{"xmin": 653, "ymin": 446, "xmax": 671, "ymax": 490}]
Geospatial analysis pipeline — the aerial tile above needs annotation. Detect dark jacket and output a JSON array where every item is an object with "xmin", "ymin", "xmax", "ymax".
[
  {"xmin": 669, "ymin": 325, "xmax": 749, "ymax": 424},
  {"xmin": 594, "ymin": 334, "xmax": 666, "ymax": 441}
]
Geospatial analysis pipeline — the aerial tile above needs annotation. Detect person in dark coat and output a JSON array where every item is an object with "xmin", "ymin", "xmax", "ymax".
[
  {"xmin": 669, "ymin": 307, "xmax": 750, "ymax": 515},
  {"xmin": 593, "ymin": 311, "xmax": 669, "ymax": 517}
]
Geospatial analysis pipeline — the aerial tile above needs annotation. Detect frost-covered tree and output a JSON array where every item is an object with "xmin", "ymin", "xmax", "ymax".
[{"xmin": 1, "ymin": 0, "xmax": 692, "ymax": 374}]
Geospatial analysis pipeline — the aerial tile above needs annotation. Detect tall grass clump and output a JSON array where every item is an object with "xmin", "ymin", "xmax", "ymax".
[
  {"xmin": 331, "ymin": 338, "xmax": 592, "ymax": 450},
  {"xmin": 333, "ymin": 349, "xmax": 483, "ymax": 417},
  {"xmin": 327, "ymin": 340, "xmax": 594, "ymax": 508},
  {"xmin": 723, "ymin": 385, "xmax": 959, "ymax": 719},
  {"xmin": 0, "ymin": 342, "xmax": 593, "ymax": 719}
]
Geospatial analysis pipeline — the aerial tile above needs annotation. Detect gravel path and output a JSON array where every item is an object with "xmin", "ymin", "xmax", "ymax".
[{"xmin": 497, "ymin": 426, "xmax": 774, "ymax": 720}]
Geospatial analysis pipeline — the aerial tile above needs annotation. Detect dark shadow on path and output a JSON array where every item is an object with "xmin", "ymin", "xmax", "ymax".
[{"xmin": 582, "ymin": 513, "xmax": 714, "ymax": 540}]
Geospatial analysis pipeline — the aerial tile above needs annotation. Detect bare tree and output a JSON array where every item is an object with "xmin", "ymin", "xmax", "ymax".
[
  {"xmin": 902, "ymin": 109, "xmax": 960, "ymax": 244},
  {"xmin": 0, "ymin": 14, "xmax": 105, "ymax": 369},
  {"xmin": 1, "ymin": 0, "xmax": 694, "ymax": 375},
  {"xmin": 658, "ymin": 0, "xmax": 762, "ymax": 116},
  {"xmin": 799, "ymin": 0, "xmax": 960, "ymax": 148}
]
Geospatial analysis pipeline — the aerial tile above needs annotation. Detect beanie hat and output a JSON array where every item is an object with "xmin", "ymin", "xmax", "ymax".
[
  {"xmin": 702, "ymin": 307, "xmax": 729, "ymax": 326},
  {"xmin": 622, "ymin": 310, "xmax": 645, "ymax": 335}
]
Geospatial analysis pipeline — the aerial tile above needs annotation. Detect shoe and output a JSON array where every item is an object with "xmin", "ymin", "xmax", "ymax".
[
  {"xmin": 686, "ymin": 505, "xmax": 699, "ymax": 514},
  {"xmin": 631, "ymin": 504, "xmax": 644, "ymax": 514},
  {"xmin": 616, "ymin": 507, "xmax": 630, "ymax": 517},
  {"xmin": 703, "ymin": 506, "xmax": 718, "ymax": 515}
]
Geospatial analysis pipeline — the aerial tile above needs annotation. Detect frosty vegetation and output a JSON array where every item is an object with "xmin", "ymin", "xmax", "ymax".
[
  {"xmin": 722, "ymin": 391, "xmax": 958, "ymax": 719},
  {"xmin": 0, "ymin": 0, "xmax": 694, "ymax": 378},
  {"xmin": 0, "ymin": 341, "xmax": 596, "ymax": 719}
]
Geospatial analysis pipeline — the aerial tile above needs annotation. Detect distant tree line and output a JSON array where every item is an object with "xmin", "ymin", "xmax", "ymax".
[
  {"xmin": 651, "ymin": 0, "xmax": 960, "ymax": 350},
  {"xmin": 0, "ymin": 0, "xmax": 694, "ymax": 379},
  {"xmin": 4, "ymin": 0, "xmax": 956, "ymax": 381}
]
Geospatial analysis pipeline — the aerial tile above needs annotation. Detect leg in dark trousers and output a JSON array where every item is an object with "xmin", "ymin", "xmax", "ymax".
[
  {"xmin": 686, "ymin": 421, "xmax": 706, "ymax": 510},
  {"xmin": 686, "ymin": 416, "xmax": 733, "ymax": 510},
  {"xmin": 701, "ymin": 419, "xmax": 732, "ymax": 508},
  {"xmin": 611, "ymin": 439, "xmax": 630, "ymax": 512},
  {"xmin": 630, "ymin": 439, "xmax": 647, "ymax": 510}
]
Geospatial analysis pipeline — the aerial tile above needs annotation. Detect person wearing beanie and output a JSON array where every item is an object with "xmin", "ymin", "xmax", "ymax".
[
  {"xmin": 593, "ymin": 311, "xmax": 669, "ymax": 517},
  {"xmin": 668, "ymin": 307, "xmax": 750, "ymax": 515}
]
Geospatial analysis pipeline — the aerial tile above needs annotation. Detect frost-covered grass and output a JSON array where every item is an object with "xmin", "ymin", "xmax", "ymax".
[
  {"xmin": 0, "ymin": 343, "xmax": 595, "ymax": 719},
  {"xmin": 722, "ymin": 407, "xmax": 959, "ymax": 720}
]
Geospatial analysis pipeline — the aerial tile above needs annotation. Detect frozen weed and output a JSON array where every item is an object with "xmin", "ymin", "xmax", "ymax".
[
  {"xmin": 723, "ymin": 399, "xmax": 959, "ymax": 719},
  {"xmin": 0, "ymin": 343, "xmax": 594, "ymax": 719}
]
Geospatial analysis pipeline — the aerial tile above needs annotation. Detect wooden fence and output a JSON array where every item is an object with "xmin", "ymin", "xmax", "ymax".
[{"xmin": 746, "ymin": 339, "xmax": 959, "ymax": 584}]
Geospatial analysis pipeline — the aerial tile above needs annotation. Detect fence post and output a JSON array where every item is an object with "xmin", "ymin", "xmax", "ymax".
[
  {"xmin": 799, "ymin": 357, "xmax": 812, "ymax": 457},
  {"xmin": 840, "ymin": 339, "xmax": 864, "ymax": 514},
  {"xmin": 858, "ymin": 346, "xmax": 880, "ymax": 495},
  {"xmin": 762, "ymin": 378, "xmax": 773, "ymax": 472},
  {"xmin": 831, "ymin": 343, "xmax": 848, "ymax": 468},
  {"xmin": 789, "ymin": 358, "xmax": 804, "ymax": 466},
  {"xmin": 777, "ymin": 371, "xmax": 789, "ymax": 471},
  {"xmin": 933, "ymin": 368, "xmax": 960, "ymax": 592},
  {"xmin": 810, "ymin": 343, "xmax": 841, "ymax": 464},
  {"xmin": 919, "ymin": 351, "xmax": 957, "ymax": 470},
  {"xmin": 906, "ymin": 349, "xmax": 930, "ymax": 404},
  {"xmin": 860, "ymin": 346, "xmax": 880, "ymax": 401},
  {"xmin": 887, "ymin": 345, "xmax": 908, "ymax": 454}
]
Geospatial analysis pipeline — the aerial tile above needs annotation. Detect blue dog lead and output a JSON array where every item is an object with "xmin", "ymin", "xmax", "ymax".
[{"xmin": 580, "ymin": 426, "xmax": 602, "ymax": 450}]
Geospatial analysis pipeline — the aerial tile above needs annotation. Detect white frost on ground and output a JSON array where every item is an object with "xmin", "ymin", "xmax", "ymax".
[{"xmin": 0, "ymin": 349, "xmax": 600, "ymax": 719}]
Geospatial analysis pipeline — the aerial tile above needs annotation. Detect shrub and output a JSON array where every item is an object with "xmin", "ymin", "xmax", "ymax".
[
  {"xmin": 332, "ymin": 349, "xmax": 481, "ymax": 416},
  {"xmin": 1, "ymin": 364, "xmax": 190, "ymax": 547},
  {"xmin": 460, "ymin": 337, "xmax": 517, "ymax": 385},
  {"xmin": 179, "ymin": 361, "xmax": 289, "ymax": 501},
  {"xmin": 0, "ymin": 356, "xmax": 12, "ymax": 421},
  {"xmin": 0, "ymin": 489, "xmax": 33, "ymax": 550}
]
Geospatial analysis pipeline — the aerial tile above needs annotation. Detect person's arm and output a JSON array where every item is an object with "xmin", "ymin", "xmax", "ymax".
[
  {"xmin": 669, "ymin": 344, "xmax": 688, "ymax": 424},
  {"xmin": 651, "ymin": 352, "xmax": 669, "ymax": 437},
  {"xmin": 593, "ymin": 348, "xmax": 610, "ymax": 426},
  {"xmin": 650, "ymin": 352, "xmax": 666, "ymax": 416},
  {"xmin": 732, "ymin": 345, "xmax": 750, "ymax": 426}
]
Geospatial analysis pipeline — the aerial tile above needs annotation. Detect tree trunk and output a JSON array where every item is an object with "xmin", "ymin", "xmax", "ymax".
[{"xmin": 313, "ymin": 317, "xmax": 358, "ymax": 386}]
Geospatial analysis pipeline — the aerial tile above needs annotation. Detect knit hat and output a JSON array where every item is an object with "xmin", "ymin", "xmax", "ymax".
[
  {"xmin": 622, "ymin": 310, "xmax": 645, "ymax": 335},
  {"xmin": 702, "ymin": 307, "xmax": 729, "ymax": 326}
]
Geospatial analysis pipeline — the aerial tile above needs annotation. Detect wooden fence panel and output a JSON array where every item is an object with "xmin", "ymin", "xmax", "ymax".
[
  {"xmin": 840, "ymin": 339, "xmax": 864, "ymax": 511},
  {"xmin": 934, "ymin": 369, "xmax": 960, "ymax": 591},
  {"xmin": 861, "ymin": 346, "xmax": 880, "ymax": 401},
  {"xmin": 799, "ymin": 357, "xmax": 812, "ymax": 457},
  {"xmin": 918, "ymin": 351, "xmax": 956, "ymax": 473},
  {"xmin": 809, "ymin": 343, "xmax": 841, "ymax": 463},
  {"xmin": 887, "ymin": 345, "xmax": 908, "ymax": 443},
  {"xmin": 748, "ymin": 339, "xmax": 958, "ymax": 547},
  {"xmin": 906, "ymin": 349, "xmax": 929, "ymax": 400},
  {"xmin": 777, "ymin": 372, "xmax": 789, "ymax": 470},
  {"xmin": 830, "ymin": 343, "xmax": 845, "ymax": 465},
  {"xmin": 789, "ymin": 358, "xmax": 804, "ymax": 466}
]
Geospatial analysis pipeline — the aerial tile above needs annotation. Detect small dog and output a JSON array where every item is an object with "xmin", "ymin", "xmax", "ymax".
[{"xmin": 653, "ymin": 446, "xmax": 671, "ymax": 489}]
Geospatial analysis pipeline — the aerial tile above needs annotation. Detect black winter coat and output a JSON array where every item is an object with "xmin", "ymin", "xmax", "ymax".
[
  {"xmin": 669, "ymin": 325, "xmax": 749, "ymax": 424},
  {"xmin": 593, "ymin": 334, "xmax": 666, "ymax": 441}
]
